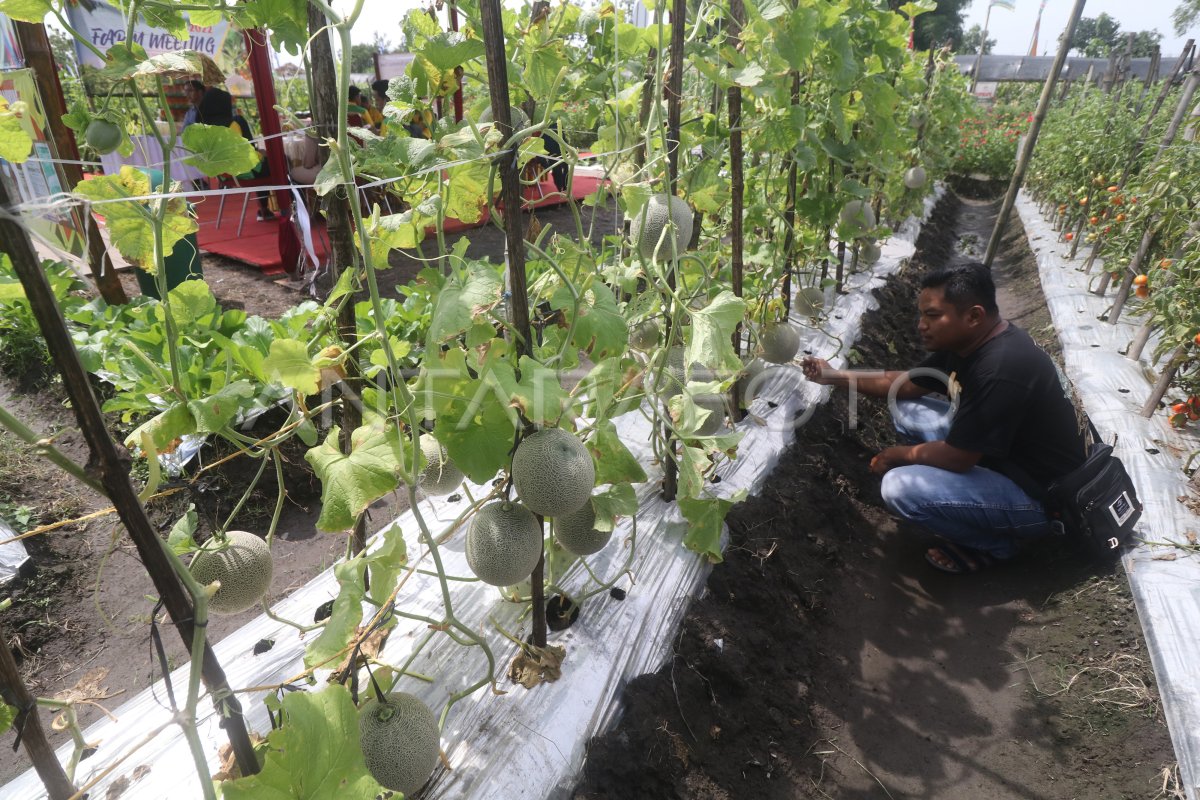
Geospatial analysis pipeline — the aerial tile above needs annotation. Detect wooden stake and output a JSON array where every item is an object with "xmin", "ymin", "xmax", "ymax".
[
  {"xmin": 1141, "ymin": 345, "xmax": 1186, "ymax": 418},
  {"xmin": 983, "ymin": 0, "xmax": 1088, "ymax": 270},
  {"xmin": 0, "ymin": 167, "xmax": 259, "ymax": 776},
  {"xmin": 0, "ymin": 624, "xmax": 76, "ymax": 799},
  {"xmin": 660, "ymin": 0, "xmax": 686, "ymax": 503}
]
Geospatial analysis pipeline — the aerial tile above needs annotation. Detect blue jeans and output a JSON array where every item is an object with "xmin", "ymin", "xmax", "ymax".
[{"xmin": 880, "ymin": 398, "xmax": 1054, "ymax": 560}]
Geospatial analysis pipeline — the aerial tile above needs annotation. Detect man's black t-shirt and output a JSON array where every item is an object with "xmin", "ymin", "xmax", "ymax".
[{"xmin": 910, "ymin": 324, "xmax": 1086, "ymax": 491}]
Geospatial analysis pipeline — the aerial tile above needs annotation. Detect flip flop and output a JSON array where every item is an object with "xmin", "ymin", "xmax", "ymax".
[{"xmin": 924, "ymin": 542, "xmax": 1000, "ymax": 574}]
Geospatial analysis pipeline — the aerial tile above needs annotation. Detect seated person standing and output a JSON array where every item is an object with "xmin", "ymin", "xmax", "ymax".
[
  {"xmin": 197, "ymin": 89, "xmax": 274, "ymax": 221},
  {"xmin": 801, "ymin": 263, "xmax": 1087, "ymax": 573}
]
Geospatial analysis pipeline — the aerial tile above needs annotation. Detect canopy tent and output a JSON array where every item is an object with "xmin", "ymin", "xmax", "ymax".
[{"xmin": 954, "ymin": 54, "xmax": 1173, "ymax": 84}]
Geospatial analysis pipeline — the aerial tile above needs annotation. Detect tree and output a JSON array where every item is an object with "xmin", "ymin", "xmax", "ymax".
[
  {"xmin": 959, "ymin": 24, "xmax": 996, "ymax": 55},
  {"xmin": 1174, "ymin": 0, "xmax": 1200, "ymax": 36},
  {"xmin": 1070, "ymin": 14, "xmax": 1162, "ymax": 58},
  {"xmin": 888, "ymin": 0, "xmax": 970, "ymax": 50},
  {"xmin": 349, "ymin": 33, "xmax": 394, "ymax": 74}
]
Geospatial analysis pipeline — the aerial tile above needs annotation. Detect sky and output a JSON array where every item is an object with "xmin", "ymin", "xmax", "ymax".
[{"xmin": 961, "ymin": 0, "xmax": 1191, "ymax": 57}]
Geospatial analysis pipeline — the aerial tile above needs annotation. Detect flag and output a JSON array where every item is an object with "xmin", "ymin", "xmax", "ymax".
[
  {"xmin": 1028, "ymin": 0, "xmax": 1047, "ymax": 56},
  {"xmin": 991, "ymin": 0, "xmax": 1016, "ymax": 10}
]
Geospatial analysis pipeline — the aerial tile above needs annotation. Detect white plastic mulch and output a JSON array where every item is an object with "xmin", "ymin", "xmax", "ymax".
[
  {"xmin": 1017, "ymin": 190, "xmax": 1200, "ymax": 800},
  {"xmin": 2, "ymin": 190, "xmax": 943, "ymax": 800}
]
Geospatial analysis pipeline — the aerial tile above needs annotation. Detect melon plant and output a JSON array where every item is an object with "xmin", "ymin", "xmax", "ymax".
[
  {"xmin": 511, "ymin": 428, "xmax": 595, "ymax": 517},
  {"xmin": 417, "ymin": 434, "xmax": 463, "ymax": 496},
  {"xmin": 479, "ymin": 104, "xmax": 530, "ymax": 130},
  {"xmin": 466, "ymin": 501, "xmax": 543, "ymax": 586},
  {"xmin": 84, "ymin": 119, "xmax": 123, "ymax": 155},
  {"xmin": 839, "ymin": 200, "xmax": 876, "ymax": 236},
  {"xmin": 554, "ymin": 500, "xmax": 611, "ymax": 557},
  {"xmin": 629, "ymin": 194, "xmax": 693, "ymax": 262},
  {"xmin": 358, "ymin": 692, "xmax": 441, "ymax": 796},
  {"xmin": 759, "ymin": 322, "xmax": 800, "ymax": 364},
  {"xmin": 904, "ymin": 166, "xmax": 927, "ymax": 189},
  {"xmin": 859, "ymin": 240, "xmax": 882, "ymax": 266},
  {"xmin": 188, "ymin": 530, "xmax": 273, "ymax": 615}
]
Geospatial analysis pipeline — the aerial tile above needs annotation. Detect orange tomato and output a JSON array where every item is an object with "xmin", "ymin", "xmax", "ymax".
[
  {"xmin": 1173, "ymin": 402, "xmax": 1190, "ymax": 415},
  {"xmin": 1065, "ymin": 232, "xmax": 1074, "ymax": 241},
  {"xmin": 1116, "ymin": 213, "xmax": 1127, "ymax": 222},
  {"xmin": 1089, "ymin": 216, "xmax": 1099, "ymax": 225},
  {"xmin": 1135, "ymin": 285, "xmax": 1150, "ymax": 299},
  {"xmin": 1107, "ymin": 185, "xmax": 1119, "ymax": 192},
  {"xmin": 1161, "ymin": 259, "xmax": 1174, "ymax": 269},
  {"xmin": 1133, "ymin": 274, "xmax": 1149, "ymax": 286},
  {"xmin": 1079, "ymin": 197, "xmax": 1089, "ymax": 206},
  {"xmin": 1194, "ymin": 331, "xmax": 1200, "ymax": 346}
]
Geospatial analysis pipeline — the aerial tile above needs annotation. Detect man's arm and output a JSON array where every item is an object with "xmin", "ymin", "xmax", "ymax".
[
  {"xmin": 800, "ymin": 357, "xmax": 930, "ymax": 399},
  {"xmin": 870, "ymin": 441, "xmax": 981, "ymax": 474}
]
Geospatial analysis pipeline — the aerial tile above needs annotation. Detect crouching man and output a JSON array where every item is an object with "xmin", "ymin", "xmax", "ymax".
[{"xmin": 801, "ymin": 263, "xmax": 1086, "ymax": 573}]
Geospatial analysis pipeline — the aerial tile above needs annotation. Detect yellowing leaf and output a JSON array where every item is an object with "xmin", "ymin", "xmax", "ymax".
[
  {"xmin": 0, "ymin": 98, "xmax": 33, "ymax": 163},
  {"xmin": 74, "ymin": 167, "xmax": 197, "ymax": 271},
  {"xmin": 305, "ymin": 425, "xmax": 405, "ymax": 532},
  {"xmin": 264, "ymin": 338, "xmax": 319, "ymax": 395}
]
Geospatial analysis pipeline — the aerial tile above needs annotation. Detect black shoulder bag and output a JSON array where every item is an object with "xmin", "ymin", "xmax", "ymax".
[{"xmin": 1043, "ymin": 420, "xmax": 1142, "ymax": 560}]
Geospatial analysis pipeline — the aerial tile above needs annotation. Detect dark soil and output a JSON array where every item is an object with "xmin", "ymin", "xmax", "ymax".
[{"xmin": 571, "ymin": 190, "xmax": 1176, "ymax": 800}]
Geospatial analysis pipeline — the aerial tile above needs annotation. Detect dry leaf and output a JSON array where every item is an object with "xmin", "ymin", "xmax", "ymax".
[
  {"xmin": 508, "ymin": 644, "xmax": 566, "ymax": 689},
  {"xmin": 55, "ymin": 668, "xmax": 116, "ymax": 704},
  {"xmin": 333, "ymin": 625, "xmax": 392, "ymax": 677},
  {"xmin": 1153, "ymin": 552, "xmax": 1178, "ymax": 561}
]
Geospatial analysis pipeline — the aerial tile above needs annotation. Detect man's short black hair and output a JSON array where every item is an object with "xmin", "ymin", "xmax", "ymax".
[
  {"xmin": 920, "ymin": 262, "xmax": 998, "ymax": 315},
  {"xmin": 372, "ymin": 79, "xmax": 389, "ymax": 97},
  {"xmin": 187, "ymin": 79, "xmax": 205, "ymax": 92},
  {"xmin": 349, "ymin": 85, "xmax": 362, "ymax": 100}
]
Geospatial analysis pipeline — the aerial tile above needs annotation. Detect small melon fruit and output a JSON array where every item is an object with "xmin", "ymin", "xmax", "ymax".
[
  {"xmin": 511, "ymin": 428, "xmax": 595, "ymax": 518},
  {"xmin": 629, "ymin": 318, "xmax": 661, "ymax": 352},
  {"xmin": 629, "ymin": 194, "xmax": 693, "ymax": 262},
  {"xmin": 359, "ymin": 692, "xmax": 441, "ymax": 796},
  {"xmin": 759, "ymin": 323, "xmax": 800, "ymax": 364},
  {"xmin": 839, "ymin": 200, "xmax": 876, "ymax": 236},
  {"xmin": 739, "ymin": 357, "xmax": 771, "ymax": 406},
  {"xmin": 794, "ymin": 286, "xmax": 825, "ymax": 319},
  {"xmin": 859, "ymin": 240, "xmax": 882, "ymax": 266},
  {"xmin": 417, "ymin": 434, "xmax": 463, "ymax": 497},
  {"xmin": 188, "ymin": 530, "xmax": 273, "ymax": 615},
  {"xmin": 479, "ymin": 104, "xmax": 530, "ymax": 130},
  {"xmin": 466, "ymin": 502, "xmax": 543, "ymax": 586},
  {"xmin": 903, "ymin": 166, "xmax": 928, "ymax": 189},
  {"xmin": 554, "ymin": 500, "xmax": 611, "ymax": 557},
  {"xmin": 655, "ymin": 345, "xmax": 689, "ymax": 399},
  {"xmin": 84, "ymin": 119, "xmax": 123, "ymax": 155}
]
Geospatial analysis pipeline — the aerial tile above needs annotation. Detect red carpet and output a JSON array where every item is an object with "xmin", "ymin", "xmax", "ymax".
[{"xmin": 193, "ymin": 174, "xmax": 604, "ymax": 274}]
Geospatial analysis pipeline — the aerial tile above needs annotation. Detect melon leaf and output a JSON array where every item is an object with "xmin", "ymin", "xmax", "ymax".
[
  {"xmin": 589, "ymin": 419, "xmax": 647, "ymax": 486},
  {"xmin": 590, "ymin": 484, "xmax": 638, "ymax": 533},
  {"xmin": 0, "ymin": 702, "xmax": 16, "ymax": 736},
  {"xmin": 686, "ymin": 290, "xmax": 746, "ymax": 375},
  {"xmin": 265, "ymin": 338, "xmax": 320, "ymax": 396},
  {"xmin": 306, "ymin": 426, "xmax": 406, "ymax": 532},
  {"xmin": 221, "ymin": 684, "xmax": 383, "ymax": 800},
  {"xmin": 679, "ymin": 493, "xmax": 745, "ymax": 564},
  {"xmin": 303, "ymin": 560, "xmax": 365, "ymax": 670},
  {"xmin": 182, "ymin": 124, "xmax": 261, "ymax": 178},
  {"xmin": 74, "ymin": 167, "xmax": 198, "ymax": 270}
]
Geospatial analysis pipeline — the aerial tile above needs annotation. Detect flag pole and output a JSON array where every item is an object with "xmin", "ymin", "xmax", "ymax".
[{"xmin": 971, "ymin": 3, "xmax": 994, "ymax": 93}]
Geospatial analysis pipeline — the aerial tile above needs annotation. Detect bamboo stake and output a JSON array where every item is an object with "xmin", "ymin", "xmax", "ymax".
[
  {"xmin": 984, "ymin": 0, "xmax": 1088, "ymax": 269},
  {"xmin": 1141, "ymin": 345, "xmax": 1186, "ymax": 417},
  {"xmin": 0, "ymin": 168, "xmax": 258, "ymax": 776},
  {"xmin": 1104, "ymin": 226, "xmax": 1154, "ymax": 317},
  {"xmin": 727, "ymin": 0, "xmax": 744, "ymax": 350},
  {"xmin": 0, "ymin": 623, "xmax": 76, "ymax": 799},
  {"xmin": 660, "ymin": 0, "xmax": 685, "ymax": 503},
  {"xmin": 478, "ymin": 0, "xmax": 546, "ymax": 649}
]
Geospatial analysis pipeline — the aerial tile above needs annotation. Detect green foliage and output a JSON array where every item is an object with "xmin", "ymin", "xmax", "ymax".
[
  {"xmin": 951, "ymin": 103, "xmax": 1030, "ymax": 180},
  {"xmin": 0, "ymin": 257, "xmax": 84, "ymax": 384}
]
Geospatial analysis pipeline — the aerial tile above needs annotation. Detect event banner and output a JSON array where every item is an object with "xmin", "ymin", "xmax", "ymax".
[
  {"xmin": 0, "ymin": 12, "xmax": 22, "ymax": 70},
  {"xmin": 0, "ymin": 68, "xmax": 87, "ymax": 260},
  {"xmin": 65, "ymin": 0, "xmax": 232, "ymax": 71}
]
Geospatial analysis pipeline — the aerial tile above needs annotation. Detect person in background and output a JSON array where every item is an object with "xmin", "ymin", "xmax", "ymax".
[
  {"xmin": 197, "ymin": 89, "xmax": 275, "ymax": 221},
  {"xmin": 372, "ymin": 79, "xmax": 390, "ymax": 132},
  {"xmin": 348, "ymin": 85, "xmax": 382, "ymax": 129},
  {"xmin": 181, "ymin": 80, "xmax": 206, "ymax": 129}
]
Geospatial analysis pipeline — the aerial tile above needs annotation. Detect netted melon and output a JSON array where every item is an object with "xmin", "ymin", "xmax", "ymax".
[
  {"xmin": 759, "ymin": 323, "xmax": 800, "ymax": 364},
  {"xmin": 479, "ymin": 104, "xmax": 530, "ymax": 130},
  {"xmin": 904, "ymin": 166, "xmax": 928, "ymax": 189},
  {"xmin": 554, "ymin": 500, "xmax": 611, "ymax": 557},
  {"xmin": 466, "ymin": 502, "xmax": 543, "ymax": 586},
  {"xmin": 359, "ymin": 692, "xmax": 441, "ymax": 796},
  {"xmin": 511, "ymin": 428, "xmax": 595, "ymax": 518},
  {"xmin": 654, "ymin": 345, "xmax": 690, "ymax": 400},
  {"xmin": 739, "ymin": 356, "xmax": 772, "ymax": 406},
  {"xmin": 794, "ymin": 286, "xmax": 825, "ymax": 319},
  {"xmin": 188, "ymin": 530, "xmax": 273, "ymax": 615},
  {"xmin": 859, "ymin": 240, "xmax": 882, "ymax": 266},
  {"xmin": 417, "ymin": 434, "xmax": 463, "ymax": 496},
  {"xmin": 690, "ymin": 393, "xmax": 728, "ymax": 437},
  {"xmin": 839, "ymin": 200, "xmax": 876, "ymax": 236},
  {"xmin": 629, "ymin": 318, "xmax": 661, "ymax": 352},
  {"xmin": 629, "ymin": 194, "xmax": 693, "ymax": 262}
]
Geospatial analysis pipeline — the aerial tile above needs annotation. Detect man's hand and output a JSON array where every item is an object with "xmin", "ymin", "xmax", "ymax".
[
  {"xmin": 869, "ymin": 446, "xmax": 911, "ymax": 475},
  {"xmin": 800, "ymin": 357, "xmax": 834, "ymax": 385}
]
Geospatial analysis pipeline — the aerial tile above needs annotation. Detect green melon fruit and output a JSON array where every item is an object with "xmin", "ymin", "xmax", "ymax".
[
  {"xmin": 794, "ymin": 286, "xmax": 825, "ymax": 319},
  {"xmin": 691, "ymin": 393, "xmax": 727, "ymax": 436},
  {"xmin": 839, "ymin": 200, "xmax": 876, "ymax": 236},
  {"xmin": 417, "ymin": 434, "xmax": 463, "ymax": 497},
  {"xmin": 85, "ymin": 119, "xmax": 123, "ymax": 155},
  {"xmin": 739, "ymin": 356, "xmax": 770, "ymax": 406},
  {"xmin": 655, "ymin": 345, "xmax": 689, "ymax": 399},
  {"xmin": 759, "ymin": 323, "xmax": 800, "ymax": 364},
  {"xmin": 359, "ymin": 692, "xmax": 441, "ymax": 796},
  {"xmin": 188, "ymin": 530, "xmax": 273, "ymax": 615},
  {"xmin": 859, "ymin": 240, "xmax": 882, "ymax": 266},
  {"xmin": 903, "ymin": 166, "xmax": 928, "ymax": 190},
  {"xmin": 479, "ymin": 105, "xmax": 530, "ymax": 130},
  {"xmin": 511, "ymin": 428, "xmax": 595, "ymax": 518},
  {"xmin": 466, "ymin": 501, "xmax": 543, "ymax": 586},
  {"xmin": 629, "ymin": 318, "xmax": 661, "ymax": 352},
  {"xmin": 554, "ymin": 500, "xmax": 611, "ymax": 557},
  {"xmin": 629, "ymin": 194, "xmax": 693, "ymax": 262}
]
